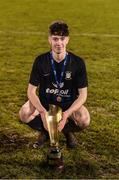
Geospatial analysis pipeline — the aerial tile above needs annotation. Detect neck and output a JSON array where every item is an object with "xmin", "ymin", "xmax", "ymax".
[{"xmin": 52, "ymin": 51, "xmax": 67, "ymax": 62}]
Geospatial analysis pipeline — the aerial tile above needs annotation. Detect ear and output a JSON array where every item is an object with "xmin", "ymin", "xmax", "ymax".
[
  {"xmin": 66, "ymin": 36, "xmax": 69, "ymax": 44},
  {"xmin": 48, "ymin": 36, "xmax": 51, "ymax": 45}
]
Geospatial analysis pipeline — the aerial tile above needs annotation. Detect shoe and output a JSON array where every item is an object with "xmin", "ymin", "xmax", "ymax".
[
  {"xmin": 64, "ymin": 132, "xmax": 77, "ymax": 149},
  {"xmin": 33, "ymin": 131, "xmax": 49, "ymax": 148}
]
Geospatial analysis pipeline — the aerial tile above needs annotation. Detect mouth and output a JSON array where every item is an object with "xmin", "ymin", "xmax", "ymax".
[
  {"xmin": 56, "ymin": 46, "xmax": 61, "ymax": 48},
  {"xmin": 56, "ymin": 46, "xmax": 62, "ymax": 50}
]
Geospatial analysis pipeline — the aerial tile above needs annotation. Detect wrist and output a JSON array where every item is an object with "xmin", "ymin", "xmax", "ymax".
[
  {"xmin": 65, "ymin": 109, "xmax": 72, "ymax": 117},
  {"xmin": 38, "ymin": 106, "xmax": 46, "ymax": 114}
]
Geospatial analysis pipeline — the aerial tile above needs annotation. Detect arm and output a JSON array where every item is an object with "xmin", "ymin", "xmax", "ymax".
[
  {"xmin": 58, "ymin": 87, "xmax": 87, "ymax": 131},
  {"xmin": 65, "ymin": 87, "xmax": 87, "ymax": 116},
  {"xmin": 27, "ymin": 83, "xmax": 48, "ymax": 130}
]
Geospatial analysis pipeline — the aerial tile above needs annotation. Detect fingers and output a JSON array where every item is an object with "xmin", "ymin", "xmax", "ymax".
[{"xmin": 58, "ymin": 119, "xmax": 65, "ymax": 132}]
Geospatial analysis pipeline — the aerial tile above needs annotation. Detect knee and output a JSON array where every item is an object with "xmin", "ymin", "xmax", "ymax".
[
  {"xmin": 19, "ymin": 106, "xmax": 29, "ymax": 123},
  {"xmin": 79, "ymin": 113, "xmax": 90, "ymax": 129}
]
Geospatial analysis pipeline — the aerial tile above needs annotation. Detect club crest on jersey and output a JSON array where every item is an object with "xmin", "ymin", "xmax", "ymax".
[{"xmin": 65, "ymin": 71, "xmax": 72, "ymax": 80}]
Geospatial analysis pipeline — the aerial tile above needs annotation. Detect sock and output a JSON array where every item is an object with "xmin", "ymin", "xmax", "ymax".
[
  {"xmin": 27, "ymin": 115, "xmax": 45, "ymax": 132},
  {"xmin": 63, "ymin": 118, "xmax": 82, "ymax": 134}
]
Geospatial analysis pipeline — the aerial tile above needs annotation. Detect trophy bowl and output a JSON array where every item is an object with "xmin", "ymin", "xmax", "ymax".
[{"xmin": 46, "ymin": 104, "xmax": 64, "ymax": 171}]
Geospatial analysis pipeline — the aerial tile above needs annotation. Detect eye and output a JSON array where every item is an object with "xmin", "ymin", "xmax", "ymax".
[
  {"xmin": 61, "ymin": 37, "xmax": 65, "ymax": 41},
  {"xmin": 52, "ymin": 37, "xmax": 58, "ymax": 41}
]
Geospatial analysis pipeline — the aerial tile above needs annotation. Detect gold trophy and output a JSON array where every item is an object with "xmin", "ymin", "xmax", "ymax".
[{"xmin": 46, "ymin": 104, "xmax": 64, "ymax": 171}]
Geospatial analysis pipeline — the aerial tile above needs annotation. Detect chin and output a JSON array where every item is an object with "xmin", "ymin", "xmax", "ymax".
[
  {"xmin": 56, "ymin": 51, "xmax": 62, "ymax": 54},
  {"xmin": 56, "ymin": 49, "xmax": 63, "ymax": 54}
]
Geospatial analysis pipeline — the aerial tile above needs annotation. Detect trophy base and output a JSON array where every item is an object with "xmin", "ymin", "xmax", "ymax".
[{"xmin": 47, "ymin": 147, "xmax": 64, "ymax": 172}]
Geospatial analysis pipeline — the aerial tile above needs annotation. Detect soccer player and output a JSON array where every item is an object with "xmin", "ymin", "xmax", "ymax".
[{"xmin": 19, "ymin": 21, "xmax": 90, "ymax": 148}]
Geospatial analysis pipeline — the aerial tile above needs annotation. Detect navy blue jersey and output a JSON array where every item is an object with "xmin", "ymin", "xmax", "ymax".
[{"xmin": 29, "ymin": 52, "xmax": 88, "ymax": 111}]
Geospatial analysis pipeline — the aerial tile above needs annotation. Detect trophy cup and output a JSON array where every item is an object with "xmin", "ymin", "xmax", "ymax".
[{"xmin": 46, "ymin": 104, "xmax": 64, "ymax": 171}]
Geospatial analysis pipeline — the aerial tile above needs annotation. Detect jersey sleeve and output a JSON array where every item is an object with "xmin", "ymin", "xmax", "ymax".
[
  {"xmin": 76, "ymin": 59, "xmax": 88, "ymax": 88},
  {"xmin": 29, "ymin": 56, "xmax": 41, "ymax": 86}
]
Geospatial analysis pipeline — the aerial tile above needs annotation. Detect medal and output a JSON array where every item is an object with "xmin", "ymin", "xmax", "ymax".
[
  {"xmin": 57, "ymin": 96, "xmax": 62, "ymax": 102},
  {"xmin": 50, "ymin": 52, "xmax": 68, "ymax": 103}
]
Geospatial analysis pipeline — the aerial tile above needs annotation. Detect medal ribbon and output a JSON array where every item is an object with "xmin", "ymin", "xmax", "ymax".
[{"xmin": 50, "ymin": 52, "xmax": 68, "ymax": 97}]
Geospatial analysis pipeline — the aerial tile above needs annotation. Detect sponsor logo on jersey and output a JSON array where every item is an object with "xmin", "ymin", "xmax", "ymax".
[
  {"xmin": 46, "ymin": 88, "xmax": 69, "ymax": 96},
  {"xmin": 65, "ymin": 71, "xmax": 72, "ymax": 80}
]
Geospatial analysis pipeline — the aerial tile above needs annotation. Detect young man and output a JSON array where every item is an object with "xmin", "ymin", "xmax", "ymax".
[{"xmin": 19, "ymin": 21, "xmax": 90, "ymax": 148}]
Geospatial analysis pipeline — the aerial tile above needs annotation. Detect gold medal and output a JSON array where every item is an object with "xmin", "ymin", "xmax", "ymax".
[{"xmin": 57, "ymin": 96, "xmax": 62, "ymax": 102}]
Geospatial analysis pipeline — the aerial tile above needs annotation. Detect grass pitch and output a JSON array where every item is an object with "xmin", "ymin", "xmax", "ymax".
[{"xmin": 0, "ymin": 0, "xmax": 119, "ymax": 178}]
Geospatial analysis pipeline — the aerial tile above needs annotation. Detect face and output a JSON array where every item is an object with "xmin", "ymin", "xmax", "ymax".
[{"xmin": 48, "ymin": 35, "xmax": 69, "ymax": 54}]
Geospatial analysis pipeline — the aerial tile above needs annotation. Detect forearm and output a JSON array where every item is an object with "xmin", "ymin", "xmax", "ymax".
[
  {"xmin": 28, "ymin": 93, "xmax": 44, "ymax": 112},
  {"xmin": 58, "ymin": 88, "xmax": 87, "ymax": 132},
  {"xmin": 27, "ymin": 84, "xmax": 48, "ymax": 130},
  {"xmin": 27, "ymin": 84, "xmax": 45, "ymax": 113},
  {"xmin": 66, "ymin": 87, "xmax": 87, "ymax": 116}
]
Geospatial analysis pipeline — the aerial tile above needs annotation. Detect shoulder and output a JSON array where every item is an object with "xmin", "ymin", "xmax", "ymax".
[
  {"xmin": 68, "ymin": 52, "xmax": 86, "ymax": 66},
  {"xmin": 34, "ymin": 51, "xmax": 50, "ymax": 64}
]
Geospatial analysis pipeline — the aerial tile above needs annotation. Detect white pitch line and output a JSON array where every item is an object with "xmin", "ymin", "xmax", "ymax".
[
  {"xmin": 0, "ymin": 30, "xmax": 119, "ymax": 38},
  {"xmin": 74, "ymin": 33, "xmax": 119, "ymax": 38},
  {"xmin": 0, "ymin": 30, "xmax": 46, "ymax": 35}
]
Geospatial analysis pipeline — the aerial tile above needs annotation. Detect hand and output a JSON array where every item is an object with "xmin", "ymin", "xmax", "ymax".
[{"xmin": 58, "ymin": 110, "xmax": 69, "ymax": 132}]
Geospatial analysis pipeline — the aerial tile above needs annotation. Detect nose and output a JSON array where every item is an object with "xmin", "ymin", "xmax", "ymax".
[{"xmin": 56, "ymin": 39, "xmax": 62, "ymax": 45}]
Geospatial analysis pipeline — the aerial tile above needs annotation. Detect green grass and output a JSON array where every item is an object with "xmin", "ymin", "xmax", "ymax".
[{"xmin": 0, "ymin": 0, "xmax": 119, "ymax": 178}]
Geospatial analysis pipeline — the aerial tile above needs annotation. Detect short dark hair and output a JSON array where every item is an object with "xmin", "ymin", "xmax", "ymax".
[{"xmin": 49, "ymin": 21, "xmax": 69, "ymax": 36}]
